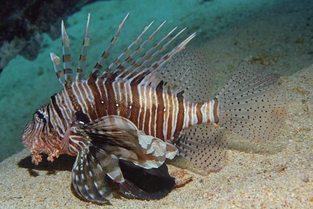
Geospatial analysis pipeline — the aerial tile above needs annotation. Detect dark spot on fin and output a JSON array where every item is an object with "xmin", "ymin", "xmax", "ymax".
[
  {"xmin": 118, "ymin": 160, "xmax": 175, "ymax": 200},
  {"xmin": 75, "ymin": 110, "xmax": 90, "ymax": 124},
  {"xmin": 175, "ymin": 124, "xmax": 227, "ymax": 175}
]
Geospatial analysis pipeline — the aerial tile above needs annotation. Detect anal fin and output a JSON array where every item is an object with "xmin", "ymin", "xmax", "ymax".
[{"xmin": 174, "ymin": 124, "xmax": 227, "ymax": 175}]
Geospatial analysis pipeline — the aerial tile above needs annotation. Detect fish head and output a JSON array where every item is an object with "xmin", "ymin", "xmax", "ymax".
[{"xmin": 22, "ymin": 104, "xmax": 63, "ymax": 165}]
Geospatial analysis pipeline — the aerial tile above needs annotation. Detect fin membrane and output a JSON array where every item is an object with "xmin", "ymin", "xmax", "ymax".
[
  {"xmin": 80, "ymin": 115, "xmax": 177, "ymax": 169},
  {"xmin": 72, "ymin": 147, "xmax": 113, "ymax": 204},
  {"xmin": 70, "ymin": 115, "xmax": 177, "ymax": 204},
  {"xmin": 218, "ymin": 61, "xmax": 287, "ymax": 152},
  {"xmin": 174, "ymin": 124, "xmax": 227, "ymax": 175}
]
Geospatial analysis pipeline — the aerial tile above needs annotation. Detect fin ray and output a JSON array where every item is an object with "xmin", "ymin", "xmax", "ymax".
[
  {"xmin": 76, "ymin": 13, "xmax": 91, "ymax": 81},
  {"xmin": 92, "ymin": 13, "xmax": 129, "ymax": 76}
]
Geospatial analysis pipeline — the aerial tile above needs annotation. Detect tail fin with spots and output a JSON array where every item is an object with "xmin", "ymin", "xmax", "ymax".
[{"xmin": 175, "ymin": 62, "xmax": 286, "ymax": 174}]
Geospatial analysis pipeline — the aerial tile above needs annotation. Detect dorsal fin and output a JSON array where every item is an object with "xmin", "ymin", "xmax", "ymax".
[
  {"xmin": 50, "ymin": 14, "xmax": 195, "ymax": 91},
  {"xmin": 88, "ymin": 15, "xmax": 195, "ymax": 88},
  {"xmin": 108, "ymin": 20, "xmax": 157, "ymax": 76},
  {"xmin": 91, "ymin": 13, "xmax": 130, "ymax": 78},
  {"xmin": 50, "ymin": 14, "xmax": 91, "ymax": 86}
]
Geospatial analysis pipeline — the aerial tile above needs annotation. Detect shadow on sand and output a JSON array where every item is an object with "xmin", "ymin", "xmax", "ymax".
[{"xmin": 18, "ymin": 154, "xmax": 75, "ymax": 176}]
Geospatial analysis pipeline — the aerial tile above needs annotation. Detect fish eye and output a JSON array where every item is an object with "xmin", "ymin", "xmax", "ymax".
[{"xmin": 35, "ymin": 110, "xmax": 47, "ymax": 123}]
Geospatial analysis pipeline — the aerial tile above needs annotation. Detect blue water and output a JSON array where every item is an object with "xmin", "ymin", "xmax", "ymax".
[{"xmin": 0, "ymin": 0, "xmax": 312, "ymax": 162}]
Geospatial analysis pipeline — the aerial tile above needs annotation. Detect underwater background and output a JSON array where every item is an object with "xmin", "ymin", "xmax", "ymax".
[{"xmin": 0, "ymin": 0, "xmax": 313, "ymax": 208}]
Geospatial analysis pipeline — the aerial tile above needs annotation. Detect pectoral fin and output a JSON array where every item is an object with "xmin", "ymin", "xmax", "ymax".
[
  {"xmin": 72, "ymin": 147, "xmax": 114, "ymax": 204},
  {"xmin": 70, "ymin": 115, "xmax": 177, "ymax": 204},
  {"xmin": 80, "ymin": 115, "xmax": 178, "ymax": 168}
]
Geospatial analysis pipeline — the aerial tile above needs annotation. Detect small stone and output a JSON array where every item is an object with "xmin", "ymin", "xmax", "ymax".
[{"xmin": 300, "ymin": 175, "xmax": 310, "ymax": 183}]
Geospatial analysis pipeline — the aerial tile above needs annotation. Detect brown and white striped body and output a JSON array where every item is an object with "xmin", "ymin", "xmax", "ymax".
[{"xmin": 49, "ymin": 76, "xmax": 219, "ymax": 149}]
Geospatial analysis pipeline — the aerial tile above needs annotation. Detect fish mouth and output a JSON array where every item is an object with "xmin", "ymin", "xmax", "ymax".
[{"xmin": 22, "ymin": 121, "xmax": 62, "ymax": 165}]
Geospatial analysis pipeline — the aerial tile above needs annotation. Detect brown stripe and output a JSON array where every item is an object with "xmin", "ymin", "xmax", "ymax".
[
  {"xmin": 87, "ymin": 77, "xmax": 105, "ymax": 118},
  {"xmin": 101, "ymin": 51, "xmax": 110, "ymax": 59},
  {"xmin": 93, "ymin": 63, "xmax": 102, "ymax": 71},
  {"xmin": 64, "ymin": 68, "xmax": 72, "ymax": 75},
  {"xmin": 105, "ymin": 78, "xmax": 117, "ymax": 115},
  {"xmin": 138, "ymin": 105, "xmax": 144, "ymax": 130},
  {"xmin": 97, "ymin": 78, "xmax": 109, "ymax": 115},
  {"xmin": 137, "ymin": 86, "xmax": 144, "ymax": 130},
  {"xmin": 65, "ymin": 86, "xmax": 80, "ymax": 111},
  {"xmin": 50, "ymin": 94, "xmax": 66, "ymax": 133},
  {"xmin": 79, "ymin": 55, "xmax": 87, "ymax": 61},
  {"xmin": 174, "ymin": 92, "xmax": 184, "ymax": 138},
  {"xmin": 188, "ymin": 103, "xmax": 192, "ymax": 127},
  {"xmin": 213, "ymin": 97, "xmax": 219, "ymax": 123},
  {"xmin": 78, "ymin": 83, "xmax": 97, "ymax": 120},
  {"xmin": 63, "ymin": 54, "xmax": 71, "ymax": 62},
  {"xmin": 196, "ymin": 102, "xmax": 203, "ymax": 125},
  {"xmin": 143, "ymin": 87, "xmax": 151, "ymax": 135},
  {"xmin": 150, "ymin": 94, "xmax": 157, "ymax": 137},
  {"xmin": 155, "ymin": 81, "xmax": 164, "ymax": 139},
  {"xmin": 125, "ymin": 83, "xmax": 132, "ymax": 119},
  {"xmin": 166, "ymin": 94, "xmax": 173, "ymax": 140},
  {"xmin": 56, "ymin": 70, "xmax": 64, "ymax": 78},
  {"xmin": 129, "ymin": 74, "xmax": 146, "ymax": 126},
  {"xmin": 118, "ymin": 81, "xmax": 128, "ymax": 118}
]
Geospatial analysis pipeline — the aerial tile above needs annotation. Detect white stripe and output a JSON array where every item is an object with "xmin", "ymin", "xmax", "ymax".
[
  {"xmin": 95, "ymin": 78, "xmax": 103, "ymax": 98},
  {"xmin": 102, "ymin": 78, "xmax": 109, "ymax": 109},
  {"xmin": 54, "ymin": 94, "xmax": 68, "ymax": 130},
  {"xmin": 171, "ymin": 95, "xmax": 178, "ymax": 139},
  {"xmin": 81, "ymin": 81, "xmax": 94, "ymax": 114},
  {"xmin": 112, "ymin": 80, "xmax": 119, "ymax": 103},
  {"xmin": 148, "ymin": 85, "xmax": 153, "ymax": 135},
  {"xmin": 125, "ymin": 81, "xmax": 133, "ymax": 118},
  {"xmin": 112, "ymin": 80, "xmax": 121, "ymax": 115},
  {"xmin": 50, "ymin": 104, "xmax": 65, "ymax": 135},
  {"xmin": 63, "ymin": 89, "xmax": 75, "ymax": 114},
  {"xmin": 183, "ymin": 100, "xmax": 188, "ymax": 128},
  {"xmin": 191, "ymin": 103, "xmax": 197, "ymax": 125},
  {"xmin": 163, "ymin": 88, "xmax": 170, "ymax": 139},
  {"xmin": 62, "ymin": 90, "xmax": 74, "ymax": 119},
  {"xmin": 208, "ymin": 100, "xmax": 215, "ymax": 123},
  {"xmin": 82, "ymin": 81, "xmax": 95, "ymax": 107},
  {"xmin": 57, "ymin": 92, "xmax": 71, "ymax": 123},
  {"xmin": 126, "ymin": 80, "xmax": 133, "ymax": 106},
  {"xmin": 141, "ymin": 84, "xmax": 148, "ymax": 131},
  {"xmin": 137, "ymin": 84, "xmax": 143, "ymax": 126},
  {"xmin": 72, "ymin": 82, "xmax": 88, "ymax": 113}
]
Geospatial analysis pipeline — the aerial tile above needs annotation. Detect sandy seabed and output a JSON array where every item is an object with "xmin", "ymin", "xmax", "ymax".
[{"xmin": 1, "ymin": 0, "xmax": 313, "ymax": 208}]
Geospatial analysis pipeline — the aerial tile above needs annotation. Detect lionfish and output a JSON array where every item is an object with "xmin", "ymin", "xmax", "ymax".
[{"xmin": 22, "ymin": 13, "xmax": 286, "ymax": 204}]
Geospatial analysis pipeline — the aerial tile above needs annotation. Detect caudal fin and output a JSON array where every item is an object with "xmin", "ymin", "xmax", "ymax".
[{"xmin": 217, "ymin": 62, "xmax": 286, "ymax": 151}]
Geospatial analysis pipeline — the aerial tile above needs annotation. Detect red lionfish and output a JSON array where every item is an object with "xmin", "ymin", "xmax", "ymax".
[{"xmin": 22, "ymin": 14, "xmax": 286, "ymax": 204}]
